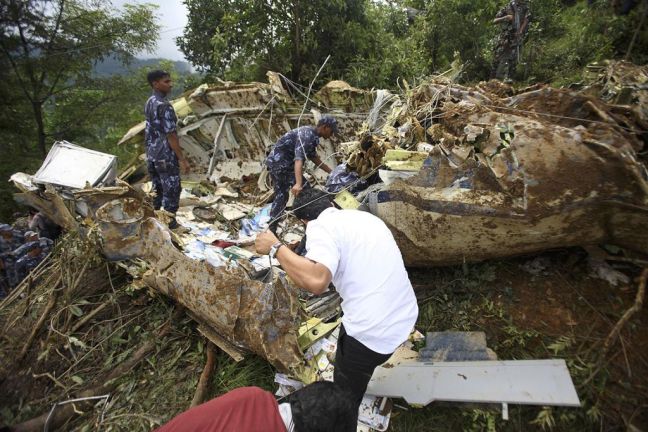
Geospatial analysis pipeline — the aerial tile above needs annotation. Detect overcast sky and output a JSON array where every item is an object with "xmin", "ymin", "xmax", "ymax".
[{"xmin": 111, "ymin": 0, "xmax": 189, "ymax": 61}]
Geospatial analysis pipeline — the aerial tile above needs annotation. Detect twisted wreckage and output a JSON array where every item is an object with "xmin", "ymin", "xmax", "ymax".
[{"xmin": 9, "ymin": 63, "xmax": 648, "ymax": 404}]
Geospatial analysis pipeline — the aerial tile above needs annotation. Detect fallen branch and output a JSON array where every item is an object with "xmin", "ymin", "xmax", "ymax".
[
  {"xmin": 69, "ymin": 300, "xmax": 111, "ymax": 335},
  {"xmin": 190, "ymin": 342, "xmax": 218, "ymax": 408},
  {"xmin": 3, "ymin": 273, "xmax": 62, "ymax": 334},
  {"xmin": 20, "ymin": 275, "xmax": 33, "ymax": 318},
  {"xmin": 60, "ymin": 259, "xmax": 92, "ymax": 334},
  {"xmin": 8, "ymin": 309, "xmax": 180, "ymax": 432},
  {"xmin": 600, "ymin": 268, "xmax": 647, "ymax": 360},
  {"xmin": 581, "ymin": 268, "xmax": 648, "ymax": 387},
  {"xmin": 18, "ymin": 278, "xmax": 63, "ymax": 360}
]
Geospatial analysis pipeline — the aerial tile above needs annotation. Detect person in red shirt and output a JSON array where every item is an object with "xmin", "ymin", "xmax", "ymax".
[{"xmin": 155, "ymin": 381, "xmax": 355, "ymax": 432}]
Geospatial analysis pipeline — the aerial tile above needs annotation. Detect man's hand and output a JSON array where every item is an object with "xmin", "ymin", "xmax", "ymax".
[
  {"xmin": 180, "ymin": 158, "xmax": 191, "ymax": 174},
  {"xmin": 291, "ymin": 184, "xmax": 303, "ymax": 196},
  {"xmin": 255, "ymin": 230, "xmax": 280, "ymax": 255}
]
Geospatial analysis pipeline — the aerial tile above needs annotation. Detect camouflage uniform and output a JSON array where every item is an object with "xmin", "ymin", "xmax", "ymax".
[
  {"xmin": 492, "ymin": 0, "xmax": 531, "ymax": 80},
  {"xmin": 0, "ymin": 224, "xmax": 25, "ymax": 295},
  {"xmin": 325, "ymin": 163, "xmax": 366, "ymax": 194},
  {"xmin": 13, "ymin": 238, "xmax": 52, "ymax": 287},
  {"xmin": 265, "ymin": 126, "xmax": 320, "ymax": 223},
  {"xmin": 145, "ymin": 90, "xmax": 181, "ymax": 213}
]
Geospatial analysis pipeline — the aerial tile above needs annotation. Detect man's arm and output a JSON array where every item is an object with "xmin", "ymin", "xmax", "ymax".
[
  {"xmin": 493, "ymin": 14, "xmax": 513, "ymax": 24},
  {"xmin": 256, "ymin": 231, "xmax": 332, "ymax": 295},
  {"xmin": 292, "ymin": 159, "xmax": 304, "ymax": 196},
  {"xmin": 517, "ymin": 15, "xmax": 529, "ymax": 36},
  {"xmin": 168, "ymin": 132, "xmax": 190, "ymax": 173},
  {"xmin": 309, "ymin": 155, "xmax": 332, "ymax": 174}
]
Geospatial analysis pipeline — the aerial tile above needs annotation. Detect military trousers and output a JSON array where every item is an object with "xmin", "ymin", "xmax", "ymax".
[
  {"xmin": 147, "ymin": 158, "xmax": 181, "ymax": 214},
  {"xmin": 268, "ymin": 170, "xmax": 311, "ymax": 229}
]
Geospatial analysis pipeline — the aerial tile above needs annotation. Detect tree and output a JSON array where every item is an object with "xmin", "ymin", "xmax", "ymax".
[
  {"xmin": 177, "ymin": 0, "xmax": 376, "ymax": 84},
  {"xmin": 176, "ymin": 0, "xmax": 225, "ymax": 75},
  {"xmin": 0, "ymin": 0, "xmax": 159, "ymax": 157}
]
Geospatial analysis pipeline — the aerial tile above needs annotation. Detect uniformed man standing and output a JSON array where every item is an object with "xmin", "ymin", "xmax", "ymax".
[
  {"xmin": 144, "ymin": 70, "xmax": 190, "ymax": 229},
  {"xmin": 265, "ymin": 116, "xmax": 338, "ymax": 232},
  {"xmin": 491, "ymin": 0, "xmax": 531, "ymax": 81}
]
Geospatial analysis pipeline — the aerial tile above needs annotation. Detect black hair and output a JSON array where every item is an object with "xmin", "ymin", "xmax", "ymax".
[
  {"xmin": 147, "ymin": 69, "xmax": 170, "ymax": 86},
  {"xmin": 292, "ymin": 188, "xmax": 333, "ymax": 221},
  {"xmin": 287, "ymin": 381, "xmax": 356, "ymax": 432}
]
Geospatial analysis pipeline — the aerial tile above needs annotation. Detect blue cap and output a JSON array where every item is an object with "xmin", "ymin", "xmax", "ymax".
[{"xmin": 318, "ymin": 115, "xmax": 339, "ymax": 134}]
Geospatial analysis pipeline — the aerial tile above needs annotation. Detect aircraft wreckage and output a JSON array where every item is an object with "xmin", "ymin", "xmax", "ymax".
[
  {"xmin": 115, "ymin": 67, "xmax": 648, "ymax": 266},
  {"xmin": 10, "ymin": 64, "xmax": 648, "ymax": 376}
]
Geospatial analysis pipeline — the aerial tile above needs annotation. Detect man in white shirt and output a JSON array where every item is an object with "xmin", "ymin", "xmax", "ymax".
[{"xmin": 256, "ymin": 188, "xmax": 418, "ymax": 414}]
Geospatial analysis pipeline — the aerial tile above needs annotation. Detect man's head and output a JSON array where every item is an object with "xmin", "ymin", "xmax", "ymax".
[
  {"xmin": 316, "ymin": 116, "xmax": 338, "ymax": 139},
  {"xmin": 287, "ymin": 381, "xmax": 356, "ymax": 432},
  {"xmin": 292, "ymin": 188, "xmax": 333, "ymax": 222},
  {"xmin": 147, "ymin": 70, "xmax": 173, "ymax": 95},
  {"xmin": 25, "ymin": 231, "xmax": 38, "ymax": 242}
]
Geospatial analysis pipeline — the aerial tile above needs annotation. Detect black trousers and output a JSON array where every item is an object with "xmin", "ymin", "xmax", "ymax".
[{"xmin": 334, "ymin": 325, "xmax": 392, "ymax": 415}]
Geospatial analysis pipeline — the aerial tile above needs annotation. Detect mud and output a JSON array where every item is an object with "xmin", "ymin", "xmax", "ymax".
[{"xmin": 95, "ymin": 198, "xmax": 304, "ymax": 373}]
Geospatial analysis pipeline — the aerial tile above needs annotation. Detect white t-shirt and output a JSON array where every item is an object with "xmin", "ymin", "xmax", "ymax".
[{"xmin": 305, "ymin": 207, "xmax": 418, "ymax": 354}]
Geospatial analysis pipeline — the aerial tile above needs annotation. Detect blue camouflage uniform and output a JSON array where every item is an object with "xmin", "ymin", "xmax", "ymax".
[
  {"xmin": 13, "ymin": 238, "xmax": 53, "ymax": 287},
  {"xmin": 144, "ymin": 90, "xmax": 181, "ymax": 213},
  {"xmin": 325, "ymin": 163, "xmax": 366, "ymax": 194},
  {"xmin": 265, "ymin": 126, "xmax": 320, "ymax": 223},
  {"xmin": 0, "ymin": 224, "xmax": 25, "ymax": 295}
]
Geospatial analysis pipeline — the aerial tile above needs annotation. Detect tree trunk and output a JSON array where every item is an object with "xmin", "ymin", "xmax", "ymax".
[
  {"xmin": 625, "ymin": 0, "xmax": 648, "ymax": 61},
  {"xmin": 291, "ymin": 0, "xmax": 302, "ymax": 83},
  {"xmin": 32, "ymin": 101, "xmax": 47, "ymax": 158}
]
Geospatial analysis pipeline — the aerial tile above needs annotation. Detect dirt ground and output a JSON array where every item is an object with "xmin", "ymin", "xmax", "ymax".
[{"xmin": 400, "ymin": 247, "xmax": 647, "ymax": 431}]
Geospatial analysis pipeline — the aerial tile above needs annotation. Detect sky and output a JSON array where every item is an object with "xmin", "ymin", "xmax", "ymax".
[{"xmin": 112, "ymin": 0, "xmax": 189, "ymax": 61}]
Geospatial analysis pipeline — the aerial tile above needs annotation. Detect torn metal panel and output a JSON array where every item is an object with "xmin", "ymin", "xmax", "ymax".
[
  {"xmin": 119, "ymin": 73, "xmax": 376, "ymax": 185},
  {"xmin": 72, "ymin": 181, "xmax": 149, "ymax": 219},
  {"xmin": 94, "ymin": 198, "xmax": 304, "ymax": 373},
  {"xmin": 33, "ymin": 141, "xmax": 117, "ymax": 189},
  {"xmin": 367, "ymin": 79, "xmax": 648, "ymax": 266},
  {"xmin": 112, "ymin": 73, "xmax": 647, "ymax": 267},
  {"xmin": 117, "ymin": 121, "xmax": 145, "ymax": 146},
  {"xmin": 366, "ymin": 359, "xmax": 581, "ymax": 407},
  {"xmin": 315, "ymin": 80, "xmax": 374, "ymax": 112}
]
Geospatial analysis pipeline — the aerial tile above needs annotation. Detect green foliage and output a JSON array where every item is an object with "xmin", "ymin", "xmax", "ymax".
[
  {"xmin": 344, "ymin": 2, "xmax": 428, "ymax": 88},
  {"xmin": 0, "ymin": 0, "xmax": 159, "ymax": 152},
  {"xmin": 178, "ymin": 0, "xmax": 647, "ymax": 88},
  {"xmin": 179, "ymin": 0, "xmax": 426, "ymax": 86},
  {"xmin": 0, "ymin": 0, "xmax": 161, "ymax": 220},
  {"xmin": 412, "ymin": 0, "xmax": 501, "ymax": 80},
  {"xmin": 520, "ymin": 0, "xmax": 640, "ymax": 85}
]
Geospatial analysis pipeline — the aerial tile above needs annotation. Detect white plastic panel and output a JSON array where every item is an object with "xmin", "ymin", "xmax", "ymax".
[
  {"xmin": 33, "ymin": 141, "xmax": 117, "ymax": 189},
  {"xmin": 366, "ymin": 359, "xmax": 580, "ymax": 407}
]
